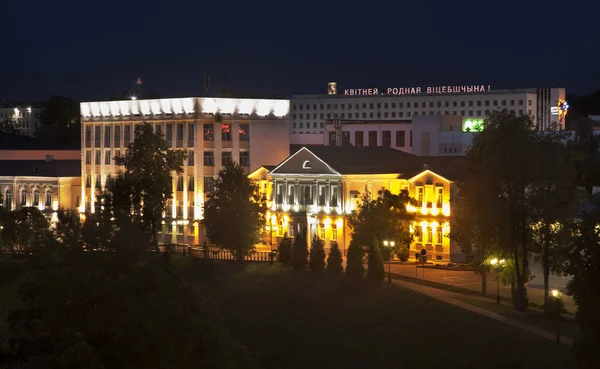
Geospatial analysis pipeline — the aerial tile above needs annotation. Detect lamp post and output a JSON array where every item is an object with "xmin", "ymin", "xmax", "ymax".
[
  {"xmin": 489, "ymin": 258, "xmax": 506, "ymax": 304},
  {"xmin": 550, "ymin": 289, "xmax": 562, "ymax": 343},
  {"xmin": 383, "ymin": 240, "xmax": 394, "ymax": 283}
]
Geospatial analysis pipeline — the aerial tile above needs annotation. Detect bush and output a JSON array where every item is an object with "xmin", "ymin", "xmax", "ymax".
[
  {"xmin": 291, "ymin": 233, "xmax": 308, "ymax": 269},
  {"xmin": 346, "ymin": 238, "xmax": 365, "ymax": 278},
  {"xmin": 326, "ymin": 241, "xmax": 344, "ymax": 273},
  {"xmin": 278, "ymin": 234, "xmax": 292, "ymax": 265},
  {"xmin": 309, "ymin": 236, "xmax": 326, "ymax": 271},
  {"xmin": 367, "ymin": 240, "xmax": 385, "ymax": 283},
  {"xmin": 397, "ymin": 245, "xmax": 409, "ymax": 262}
]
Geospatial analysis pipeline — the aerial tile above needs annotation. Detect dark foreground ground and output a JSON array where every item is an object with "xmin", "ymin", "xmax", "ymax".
[{"xmin": 177, "ymin": 258, "xmax": 575, "ymax": 369}]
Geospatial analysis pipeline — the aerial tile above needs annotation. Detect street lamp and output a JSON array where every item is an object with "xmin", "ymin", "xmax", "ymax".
[
  {"xmin": 383, "ymin": 240, "xmax": 395, "ymax": 283},
  {"xmin": 550, "ymin": 289, "xmax": 563, "ymax": 343},
  {"xmin": 489, "ymin": 258, "xmax": 506, "ymax": 304}
]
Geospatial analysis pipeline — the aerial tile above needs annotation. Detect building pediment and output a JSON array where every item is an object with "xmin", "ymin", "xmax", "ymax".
[{"xmin": 270, "ymin": 147, "xmax": 341, "ymax": 176}]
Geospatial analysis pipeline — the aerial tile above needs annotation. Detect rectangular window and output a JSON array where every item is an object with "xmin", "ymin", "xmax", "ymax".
[
  {"xmin": 189, "ymin": 176, "xmax": 194, "ymax": 192},
  {"xmin": 85, "ymin": 151, "xmax": 91, "ymax": 165},
  {"xmin": 368, "ymin": 131, "xmax": 377, "ymax": 146},
  {"xmin": 188, "ymin": 124, "xmax": 194, "ymax": 146},
  {"xmin": 221, "ymin": 124, "xmax": 232, "ymax": 141},
  {"xmin": 95, "ymin": 150, "xmax": 101, "ymax": 165},
  {"xmin": 288, "ymin": 185, "xmax": 295, "ymax": 205},
  {"xmin": 239, "ymin": 124, "xmax": 249, "ymax": 141},
  {"xmin": 410, "ymin": 130, "xmax": 413, "ymax": 147},
  {"xmin": 104, "ymin": 150, "xmax": 111, "ymax": 165},
  {"xmin": 124, "ymin": 125, "xmax": 131, "ymax": 143},
  {"xmin": 177, "ymin": 176, "xmax": 184, "ymax": 191},
  {"xmin": 240, "ymin": 151, "xmax": 250, "ymax": 167},
  {"xmin": 85, "ymin": 126, "xmax": 91, "ymax": 147},
  {"xmin": 332, "ymin": 228, "xmax": 338, "ymax": 241},
  {"xmin": 188, "ymin": 151, "xmax": 194, "ymax": 166},
  {"xmin": 276, "ymin": 184, "xmax": 283, "ymax": 204},
  {"xmin": 95, "ymin": 174, "xmax": 102, "ymax": 188},
  {"xmin": 155, "ymin": 124, "xmax": 162, "ymax": 136},
  {"xmin": 320, "ymin": 228, "xmax": 325, "ymax": 239},
  {"xmin": 166, "ymin": 123, "xmax": 173, "ymax": 141},
  {"xmin": 222, "ymin": 151, "xmax": 232, "ymax": 166},
  {"xmin": 396, "ymin": 131, "xmax": 405, "ymax": 147},
  {"xmin": 331, "ymin": 186, "xmax": 339, "ymax": 207},
  {"xmin": 342, "ymin": 131, "xmax": 351, "ymax": 146},
  {"xmin": 417, "ymin": 187, "xmax": 424, "ymax": 203},
  {"xmin": 177, "ymin": 123, "xmax": 184, "ymax": 141},
  {"xmin": 354, "ymin": 131, "xmax": 364, "ymax": 147},
  {"xmin": 437, "ymin": 229, "xmax": 443, "ymax": 245},
  {"xmin": 114, "ymin": 126, "xmax": 121, "ymax": 145},
  {"xmin": 203, "ymin": 124, "xmax": 214, "ymax": 141},
  {"xmin": 86, "ymin": 175, "xmax": 91, "ymax": 188},
  {"xmin": 94, "ymin": 126, "xmax": 101, "ymax": 146},
  {"xmin": 436, "ymin": 187, "xmax": 443, "ymax": 207},
  {"xmin": 382, "ymin": 131, "xmax": 391, "ymax": 147},
  {"xmin": 204, "ymin": 176, "xmax": 214, "ymax": 193},
  {"xmin": 204, "ymin": 151, "xmax": 214, "ymax": 166},
  {"xmin": 318, "ymin": 186, "xmax": 326, "ymax": 206},
  {"xmin": 427, "ymin": 228, "xmax": 433, "ymax": 244},
  {"xmin": 104, "ymin": 126, "xmax": 111, "ymax": 146}
]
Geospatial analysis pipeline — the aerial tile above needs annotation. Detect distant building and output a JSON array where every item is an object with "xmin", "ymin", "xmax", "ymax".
[
  {"xmin": 290, "ymin": 86, "xmax": 567, "ymax": 138},
  {"xmin": 0, "ymin": 106, "xmax": 42, "ymax": 137},
  {"xmin": 250, "ymin": 146, "xmax": 466, "ymax": 262},
  {"xmin": 80, "ymin": 97, "xmax": 291, "ymax": 245},
  {"xmin": 0, "ymin": 136, "xmax": 81, "ymax": 221}
]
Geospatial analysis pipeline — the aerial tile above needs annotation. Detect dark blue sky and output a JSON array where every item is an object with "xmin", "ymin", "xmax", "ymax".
[{"xmin": 2, "ymin": 0, "xmax": 599, "ymax": 102}]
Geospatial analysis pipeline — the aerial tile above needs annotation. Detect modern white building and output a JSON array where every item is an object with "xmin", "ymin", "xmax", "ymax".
[
  {"xmin": 290, "ymin": 86, "xmax": 567, "ymax": 138},
  {"xmin": 0, "ymin": 106, "xmax": 42, "ymax": 137},
  {"xmin": 80, "ymin": 97, "xmax": 291, "ymax": 245}
]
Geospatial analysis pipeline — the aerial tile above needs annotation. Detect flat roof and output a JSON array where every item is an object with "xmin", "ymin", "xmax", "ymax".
[
  {"xmin": 0, "ymin": 160, "xmax": 81, "ymax": 177},
  {"xmin": 80, "ymin": 97, "xmax": 290, "ymax": 119},
  {"xmin": 0, "ymin": 135, "xmax": 80, "ymax": 150},
  {"xmin": 292, "ymin": 88, "xmax": 563, "ymax": 99}
]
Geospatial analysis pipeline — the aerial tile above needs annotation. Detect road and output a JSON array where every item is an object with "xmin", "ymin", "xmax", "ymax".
[{"xmin": 388, "ymin": 263, "xmax": 576, "ymax": 312}]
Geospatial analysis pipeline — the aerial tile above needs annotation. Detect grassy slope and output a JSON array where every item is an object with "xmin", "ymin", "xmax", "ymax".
[{"xmin": 197, "ymin": 263, "xmax": 575, "ymax": 369}]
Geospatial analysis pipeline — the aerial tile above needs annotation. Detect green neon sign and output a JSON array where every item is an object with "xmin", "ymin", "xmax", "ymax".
[{"xmin": 463, "ymin": 119, "xmax": 484, "ymax": 132}]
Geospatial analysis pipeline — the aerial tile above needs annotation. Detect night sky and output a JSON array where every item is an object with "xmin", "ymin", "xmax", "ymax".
[{"xmin": 3, "ymin": 0, "xmax": 599, "ymax": 102}]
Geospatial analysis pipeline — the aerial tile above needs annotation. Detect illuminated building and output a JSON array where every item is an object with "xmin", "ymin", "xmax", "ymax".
[
  {"xmin": 0, "ymin": 138, "xmax": 81, "ymax": 221},
  {"xmin": 80, "ymin": 97, "xmax": 290, "ymax": 245},
  {"xmin": 290, "ymin": 86, "xmax": 567, "ymax": 140},
  {"xmin": 0, "ymin": 106, "xmax": 42, "ymax": 137},
  {"xmin": 250, "ymin": 146, "xmax": 464, "ymax": 262}
]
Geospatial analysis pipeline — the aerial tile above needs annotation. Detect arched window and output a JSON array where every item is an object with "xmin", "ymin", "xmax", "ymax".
[
  {"xmin": 45, "ymin": 188, "xmax": 52, "ymax": 207},
  {"xmin": 20, "ymin": 188, "xmax": 27, "ymax": 206},
  {"xmin": 3, "ymin": 188, "xmax": 12, "ymax": 209},
  {"xmin": 302, "ymin": 160, "xmax": 311, "ymax": 169},
  {"xmin": 33, "ymin": 188, "xmax": 40, "ymax": 206}
]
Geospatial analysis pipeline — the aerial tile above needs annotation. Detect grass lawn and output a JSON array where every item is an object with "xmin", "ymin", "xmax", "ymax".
[
  {"xmin": 180, "ymin": 260, "xmax": 576, "ymax": 369},
  {"xmin": 454, "ymin": 296, "xmax": 580, "ymax": 341}
]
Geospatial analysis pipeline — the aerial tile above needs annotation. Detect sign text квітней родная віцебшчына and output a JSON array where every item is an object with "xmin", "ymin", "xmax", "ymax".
[{"xmin": 343, "ymin": 85, "xmax": 492, "ymax": 96}]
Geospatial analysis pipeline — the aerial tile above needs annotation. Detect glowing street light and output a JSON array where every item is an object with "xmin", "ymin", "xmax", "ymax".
[
  {"xmin": 489, "ymin": 257, "xmax": 506, "ymax": 304},
  {"xmin": 383, "ymin": 240, "xmax": 395, "ymax": 283}
]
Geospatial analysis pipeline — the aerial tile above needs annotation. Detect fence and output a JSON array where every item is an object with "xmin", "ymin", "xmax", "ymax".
[{"xmin": 164, "ymin": 244, "xmax": 278, "ymax": 263}]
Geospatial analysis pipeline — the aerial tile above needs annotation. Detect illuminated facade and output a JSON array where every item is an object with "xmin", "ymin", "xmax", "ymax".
[
  {"xmin": 80, "ymin": 97, "xmax": 290, "ymax": 245},
  {"xmin": 0, "ymin": 159, "xmax": 81, "ymax": 222},
  {"xmin": 290, "ymin": 87, "xmax": 566, "ymax": 138},
  {"xmin": 0, "ymin": 106, "xmax": 41, "ymax": 137},
  {"xmin": 251, "ymin": 146, "xmax": 464, "ymax": 262}
]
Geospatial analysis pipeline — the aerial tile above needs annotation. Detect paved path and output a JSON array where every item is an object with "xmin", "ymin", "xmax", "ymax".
[
  {"xmin": 392, "ymin": 277, "xmax": 574, "ymax": 346},
  {"xmin": 388, "ymin": 263, "xmax": 577, "ymax": 312}
]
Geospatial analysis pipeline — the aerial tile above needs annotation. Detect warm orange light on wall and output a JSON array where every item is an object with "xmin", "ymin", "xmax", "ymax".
[
  {"xmin": 324, "ymin": 218, "xmax": 331, "ymax": 228},
  {"xmin": 442, "ymin": 204, "xmax": 450, "ymax": 216},
  {"xmin": 283, "ymin": 215, "xmax": 289, "ymax": 224},
  {"xmin": 335, "ymin": 218, "xmax": 343, "ymax": 229},
  {"xmin": 271, "ymin": 214, "xmax": 277, "ymax": 225},
  {"xmin": 406, "ymin": 204, "xmax": 417, "ymax": 213}
]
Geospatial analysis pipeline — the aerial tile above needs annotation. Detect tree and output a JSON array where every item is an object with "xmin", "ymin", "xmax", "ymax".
[
  {"xmin": 458, "ymin": 110, "xmax": 539, "ymax": 311},
  {"xmin": 54, "ymin": 210, "xmax": 84, "ymax": 250},
  {"xmin": 0, "ymin": 119, "xmax": 20, "ymax": 135},
  {"xmin": 278, "ymin": 233, "xmax": 292, "ymax": 265},
  {"xmin": 309, "ymin": 235, "xmax": 325, "ymax": 271},
  {"xmin": 367, "ymin": 238, "xmax": 385, "ymax": 282},
  {"xmin": 114, "ymin": 123, "xmax": 186, "ymax": 250},
  {"xmin": 347, "ymin": 189, "xmax": 418, "ymax": 249},
  {"xmin": 326, "ymin": 241, "xmax": 343, "ymax": 273},
  {"xmin": 530, "ymin": 132, "xmax": 580, "ymax": 313},
  {"xmin": 203, "ymin": 162, "xmax": 266, "ymax": 260},
  {"xmin": 37, "ymin": 96, "xmax": 80, "ymax": 145},
  {"xmin": 566, "ymin": 196, "xmax": 600, "ymax": 368},
  {"xmin": 345, "ymin": 238, "xmax": 365, "ymax": 278},
  {"xmin": 3, "ymin": 228, "xmax": 258, "ymax": 369},
  {"xmin": 0, "ymin": 207, "xmax": 50, "ymax": 255},
  {"xmin": 291, "ymin": 233, "xmax": 308, "ymax": 269}
]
